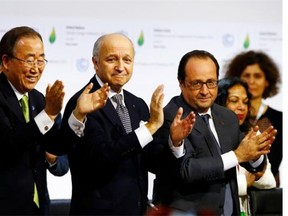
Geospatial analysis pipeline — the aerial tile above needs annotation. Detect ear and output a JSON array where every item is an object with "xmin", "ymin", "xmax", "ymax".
[
  {"xmin": 92, "ymin": 56, "xmax": 99, "ymax": 71},
  {"xmin": 1, "ymin": 54, "xmax": 10, "ymax": 70},
  {"xmin": 179, "ymin": 79, "xmax": 185, "ymax": 90}
]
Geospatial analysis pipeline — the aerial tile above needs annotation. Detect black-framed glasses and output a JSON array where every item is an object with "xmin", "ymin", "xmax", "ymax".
[
  {"xmin": 185, "ymin": 79, "xmax": 218, "ymax": 90},
  {"xmin": 10, "ymin": 55, "xmax": 48, "ymax": 68}
]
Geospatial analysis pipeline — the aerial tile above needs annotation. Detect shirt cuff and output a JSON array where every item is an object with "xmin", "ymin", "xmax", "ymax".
[
  {"xmin": 168, "ymin": 136, "xmax": 185, "ymax": 158},
  {"xmin": 47, "ymin": 159, "xmax": 58, "ymax": 168},
  {"xmin": 34, "ymin": 110, "xmax": 54, "ymax": 134},
  {"xmin": 135, "ymin": 125, "xmax": 153, "ymax": 148},
  {"xmin": 249, "ymin": 155, "xmax": 264, "ymax": 168},
  {"xmin": 222, "ymin": 151, "xmax": 238, "ymax": 171},
  {"xmin": 237, "ymin": 173, "xmax": 248, "ymax": 196},
  {"xmin": 68, "ymin": 112, "xmax": 86, "ymax": 137}
]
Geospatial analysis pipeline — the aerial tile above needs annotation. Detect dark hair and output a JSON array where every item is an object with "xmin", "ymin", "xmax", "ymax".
[
  {"xmin": 215, "ymin": 77, "xmax": 253, "ymax": 133},
  {"xmin": 224, "ymin": 50, "xmax": 281, "ymax": 99},
  {"xmin": 177, "ymin": 50, "xmax": 219, "ymax": 82},
  {"xmin": 0, "ymin": 26, "xmax": 42, "ymax": 65}
]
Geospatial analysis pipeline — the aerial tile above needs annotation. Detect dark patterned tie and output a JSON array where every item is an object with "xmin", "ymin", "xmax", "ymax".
[
  {"xmin": 201, "ymin": 114, "xmax": 221, "ymax": 152},
  {"xmin": 19, "ymin": 95, "xmax": 40, "ymax": 208},
  {"xmin": 201, "ymin": 114, "xmax": 233, "ymax": 215},
  {"xmin": 112, "ymin": 94, "xmax": 132, "ymax": 133}
]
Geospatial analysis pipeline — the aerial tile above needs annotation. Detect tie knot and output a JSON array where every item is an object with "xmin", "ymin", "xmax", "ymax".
[
  {"xmin": 201, "ymin": 114, "xmax": 210, "ymax": 126},
  {"xmin": 112, "ymin": 94, "xmax": 123, "ymax": 105}
]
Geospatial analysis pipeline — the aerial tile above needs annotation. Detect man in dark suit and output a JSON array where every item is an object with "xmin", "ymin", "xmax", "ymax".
[
  {"xmin": 61, "ymin": 33, "xmax": 165, "ymax": 215},
  {"xmin": 0, "ymin": 26, "xmax": 108, "ymax": 215},
  {"xmin": 152, "ymin": 50, "xmax": 277, "ymax": 215},
  {"xmin": 0, "ymin": 26, "xmax": 66, "ymax": 215}
]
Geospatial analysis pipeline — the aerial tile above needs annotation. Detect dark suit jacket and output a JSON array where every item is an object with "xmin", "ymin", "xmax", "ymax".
[
  {"xmin": 61, "ymin": 76, "xmax": 153, "ymax": 215},
  {"xmin": 0, "ymin": 73, "xmax": 65, "ymax": 215},
  {"xmin": 153, "ymin": 95, "xmax": 265, "ymax": 215}
]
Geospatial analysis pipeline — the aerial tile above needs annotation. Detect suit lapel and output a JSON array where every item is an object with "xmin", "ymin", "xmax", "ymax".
[
  {"xmin": 175, "ymin": 95, "xmax": 219, "ymax": 155},
  {"xmin": 194, "ymin": 114, "xmax": 220, "ymax": 155},
  {"xmin": 211, "ymin": 105, "xmax": 232, "ymax": 153},
  {"xmin": 0, "ymin": 73, "xmax": 25, "ymax": 122},
  {"xmin": 89, "ymin": 77, "xmax": 126, "ymax": 133}
]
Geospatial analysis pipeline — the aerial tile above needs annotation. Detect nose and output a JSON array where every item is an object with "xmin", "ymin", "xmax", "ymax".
[
  {"xmin": 199, "ymin": 83, "xmax": 210, "ymax": 94},
  {"xmin": 30, "ymin": 63, "xmax": 41, "ymax": 73},
  {"xmin": 245, "ymin": 76, "xmax": 255, "ymax": 85},
  {"xmin": 237, "ymin": 102, "xmax": 246, "ymax": 110},
  {"xmin": 32, "ymin": 63, "xmax": 39, "ymax": 68},
  {"xmin": 115, "ymin": 60, "xmax": 124, "ymax": 71}
]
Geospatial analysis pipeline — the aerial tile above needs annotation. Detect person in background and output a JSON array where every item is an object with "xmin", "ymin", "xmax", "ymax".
[
  {"xmin": 60, "ymin": 33, "xmax": 166, "ymax": 215},
  {"xmin": 44, "ymin": 152, "xmax": 69, "ymax": 215},
  {"xmin": 151, "ymin": 50, "xmax": 277, "ymax": 215},
  {"xmin": 224, "ymin": 50, "xmax": 282, "ymax": 187},
  {"xmin": 216, "ymin": 77, "xmax": 276, "ymax": 215},
  {"xmin": 0, "ymin": 26, "xmax": 109, "ymax": 215}
]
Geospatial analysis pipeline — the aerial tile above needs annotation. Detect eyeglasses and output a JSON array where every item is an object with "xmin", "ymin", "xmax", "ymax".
[
  {"xmin": 10, "ymin": 55, "xmax": 48, "ymax": 68},
  {"xmin": 185, "ymin": 79, "xmax": 218, "ymax": 90}
]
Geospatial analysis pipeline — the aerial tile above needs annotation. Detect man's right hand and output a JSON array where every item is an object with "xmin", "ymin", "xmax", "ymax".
[
  {"xmin": 234, "ymin": 125, "xmax": 277, "ymax": 163},
  {"xmin": 73, "ymin": 83, "xmax": 110, "ymax": 122},
  {"xmin": 170, "ymin": 107, "xmax": 196, "ymax": 147}
]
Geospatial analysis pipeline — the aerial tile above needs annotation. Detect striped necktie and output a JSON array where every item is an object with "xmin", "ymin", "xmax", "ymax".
[
  {"xmin": 112, "ymin": 94, "xmax": 132, "ymax": 133},
  {"xmin": 20, "ymin": 95, "xmax": 40, "ymax": 208}
]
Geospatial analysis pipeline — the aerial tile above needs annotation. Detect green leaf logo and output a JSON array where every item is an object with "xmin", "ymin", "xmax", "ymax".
[
  {"xmin": 243, "ymin": 34, "xmax": 250, "ymax": 49},
  {"xmin": 138, "ymin": 31, "xmax": 144, "ymax": 46},
  {"xmin": 49, "ymin": 27, "xmax": 56, "ymax": 44}
]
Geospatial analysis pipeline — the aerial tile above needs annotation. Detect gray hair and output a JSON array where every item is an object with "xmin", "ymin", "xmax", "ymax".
[{"xmin": 92, "ymin": 33, "xmax": 135, "ymax": 59}]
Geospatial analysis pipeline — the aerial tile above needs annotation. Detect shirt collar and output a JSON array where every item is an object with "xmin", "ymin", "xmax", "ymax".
[
  {"xmin": 7, "ymin": 80, "xmax": 28, "ymax": 101},
  {"xmin": 198, "ymin": 108, "xmax": 212, "ymax": 118},
  {"xmin": 94, "ymin": 74, "xmax": 124, "ymax": 100}
]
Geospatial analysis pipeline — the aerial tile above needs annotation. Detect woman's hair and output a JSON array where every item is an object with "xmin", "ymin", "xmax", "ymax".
[
  {"xmin": 224, "ymin": 50, "xmax": 281, "ymax": 99},
  {"xmin": 215, "ymin": 77, "xmax": 253, "ymax": 133}
]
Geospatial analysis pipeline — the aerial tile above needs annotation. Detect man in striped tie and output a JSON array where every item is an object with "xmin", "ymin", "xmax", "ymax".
[{"xmin": 61, "ymin": 33, "xmax": 189, "ymax": 215}]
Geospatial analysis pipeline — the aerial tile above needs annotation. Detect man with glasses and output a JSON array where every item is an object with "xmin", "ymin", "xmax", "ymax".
[
  {"xmin": 0, "ymin": 26, "xmax": 109, "ymax": 215},
  {"xmin": 151, "ymin": 50, "xmax": 277, "ymax": 215}
]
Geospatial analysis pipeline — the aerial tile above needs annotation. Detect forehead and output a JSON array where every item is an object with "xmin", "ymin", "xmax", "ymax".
[
  {"xmin": 14, "ymin": 36, "xmax": 44, "ymax": 54},
  {"xmin": 243, "ymin": 64, "xmax": 264, "ymax": 74},
  {"xmin": 185, "ymin": 57, "xmax": 217, "ymax": 79},
  {"xmin": 228, "ymin": 84, "xmax": 247, "ymax": 96},
  {"xmin": 100, "ymin": 35, "xmax": 134, "ymax": 57}
]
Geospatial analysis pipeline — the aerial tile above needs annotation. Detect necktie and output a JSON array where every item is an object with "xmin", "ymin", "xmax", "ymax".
[
  {"xmin": 20, "ymin": 95, "xmax": 40, "ymax": 208},
  {"xmin": 112, "ymin": 94, "xmax": 132, "ymax": 133},
  {"xmin": 201, "ymin": 114, "xmax": 221, "ymax": 152},
  {"xmin": 20, "ymin": 95, "xmax": 30, "ymax": 123},
  {"xmin": 201, "ymin": 114, "xmax": 233, "ymax": 215}
]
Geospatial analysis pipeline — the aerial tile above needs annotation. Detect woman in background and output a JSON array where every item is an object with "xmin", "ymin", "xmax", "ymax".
[
  {"xmin": 224, "ymin": 50, "xmax": 282, "ymax": 187},
  {"xmin": 216, "ymin": 77, "xmax": 276, "ymax": 216}
]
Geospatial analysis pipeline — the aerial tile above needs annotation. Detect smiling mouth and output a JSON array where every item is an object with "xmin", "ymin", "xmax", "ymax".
[{"xmin": 26, "ymin": 76, "xmax": 38, "ymax": 82}]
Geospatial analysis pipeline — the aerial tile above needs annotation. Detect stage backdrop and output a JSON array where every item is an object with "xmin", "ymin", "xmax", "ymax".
[{"xmin": 0, "ymin": 0, "xmax": 282, "ymax": 200}]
